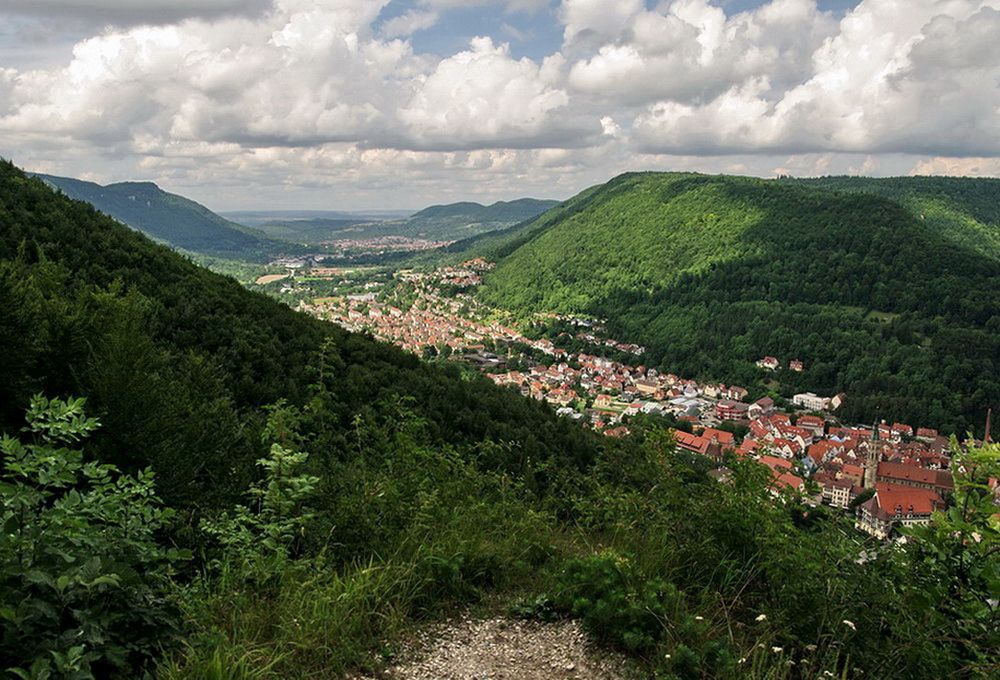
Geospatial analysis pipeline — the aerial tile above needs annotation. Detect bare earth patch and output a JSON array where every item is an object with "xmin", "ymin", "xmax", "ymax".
[{"xmin": 352, "ymin": 616, "xmax": 636, "ymax": 680}]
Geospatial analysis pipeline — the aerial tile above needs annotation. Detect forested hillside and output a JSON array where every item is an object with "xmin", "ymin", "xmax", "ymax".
[
  {"xmin": 480, "ymin": 172, "xmax": 1000, "ymax": 435},
  {"xmin": 786, "ymin": 175, "xmax": 1000, "ymax": 259},
  {"xmin": 35, "ymin": 173, "xmax": 297, "ymax": 260},
  {"xmin": 2, "ymin": 162, "xmax": 594, "ymax": 506},
  {"xmin": 1, "ymin": 159, "xmax": 996, "ymax": 680}
]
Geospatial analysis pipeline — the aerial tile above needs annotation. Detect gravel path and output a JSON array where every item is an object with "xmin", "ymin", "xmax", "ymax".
[{"xmin": 352, "ymin": 615, "xmax": 636, "ymax": 680}]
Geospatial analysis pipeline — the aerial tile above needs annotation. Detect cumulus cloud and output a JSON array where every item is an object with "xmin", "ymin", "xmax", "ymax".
[
  {"xmin": 396, "ymin": 37, "xmax": 600, "ymax": 150},
  {"xmin": 0, "ymin": 0, "xmax": 998, "ymax": 208},
  {"xmin": 632, "ymin": 0, "xmax": 1000, "ymax": 156}
]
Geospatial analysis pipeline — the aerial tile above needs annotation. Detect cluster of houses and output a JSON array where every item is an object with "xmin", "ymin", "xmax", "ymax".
[
  {"xmin": 673, "ymin": 407, "xmax": 968, "ymax": 539},
  {"xmin": 756, "ymin": 356, "xmax": 804, "ymax": 372}
]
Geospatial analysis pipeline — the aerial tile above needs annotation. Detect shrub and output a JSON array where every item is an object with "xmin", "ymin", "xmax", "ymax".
[{"xmin": 0, "ymin": 396, "xmax": 186, "ymax": 679}]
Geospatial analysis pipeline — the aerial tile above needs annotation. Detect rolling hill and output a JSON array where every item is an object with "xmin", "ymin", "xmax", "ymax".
[
  {"xmin": 401, "ymin": 198, "xmax": 560, "ymax": 240},
  {"xmin": 478, "ymin": 172, "xmax": 1000, "ymax": 434},
  {"xmin": 34, "ymin": 173, "xmax": 300, "ymax": 260}
]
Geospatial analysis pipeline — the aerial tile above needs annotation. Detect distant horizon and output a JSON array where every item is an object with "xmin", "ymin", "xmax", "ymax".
[{"xmin": 27, "ymin": 164, "xmax": 1000, "ymax": 214}]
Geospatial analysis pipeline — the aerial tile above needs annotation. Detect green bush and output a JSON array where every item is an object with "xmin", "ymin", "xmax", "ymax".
[{"xmin": 0, "ymin": 396, "xmax": 187, "ymax": 679}]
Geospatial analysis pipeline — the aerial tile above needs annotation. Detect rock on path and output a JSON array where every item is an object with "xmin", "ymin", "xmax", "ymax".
[{"xmin": 352, "ymin": 616, "xmax": 636, "ymax": 680}]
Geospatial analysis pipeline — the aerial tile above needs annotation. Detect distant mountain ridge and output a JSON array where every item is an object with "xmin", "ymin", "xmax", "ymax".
[
  {"xmin": 228, "ymin": 197, "xmax": 560, "ymax": 245},
  {"xmin": 34, "ymin": 173, "xmax": 299, "ymax": 261}
]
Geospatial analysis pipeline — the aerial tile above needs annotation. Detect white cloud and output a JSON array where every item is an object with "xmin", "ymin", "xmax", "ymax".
[
  {"xmin": 396, "ymin": 37, "xmax": 599, "ymax": 150},
  {"xmin": 0, "ymin": 0, "xmax": 998, "ymax": 209},
  {"xmin": 632, "ymin": 0, "xmax": 1000, "ymax": 156}
]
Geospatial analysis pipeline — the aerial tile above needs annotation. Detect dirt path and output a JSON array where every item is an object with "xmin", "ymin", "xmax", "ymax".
[{"xmin": 352, "ymin": 616, "xmax": 637, "ymax": 680}]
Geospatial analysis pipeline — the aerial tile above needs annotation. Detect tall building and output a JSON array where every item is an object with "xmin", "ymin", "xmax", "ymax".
[{"xmin": 864, "ymin": 422, "xmax": 880, "ymax": 489}]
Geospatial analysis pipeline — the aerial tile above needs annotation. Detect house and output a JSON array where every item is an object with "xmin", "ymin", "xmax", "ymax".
[
  {"xmin": 700, "ymin": 428, "xmax": 736, "ymax": 450},
  {"xmin": 792, "ymin": 392, "xmax": 831, "ymax": 411},
  {"xmin": 674, "ymin": 429, "xmax": 730, "ymax": 461},
  {"xmin": 759, "ymin": 454, "xmax": 793, "ymax": 472},
  {"xmin": 789, "ymin": 359, "xmax": 804, "ymax": 372},
  {"xmin": 723, "ymin": 385, "xmax": 749, "ymax": 401},
  {"xmin": 593, "ymin": 394, "xmax": 615, "ymax": 409},
  {"xmin": 770, "ymin": 471, "xmax": 805, "ymax": 494},
  {"xmin": 796, "ymin": 415, "xmax": 825, "ymax": 437},
  {"xmin": 716, "ymin": 400, "xmax": 750, "ymax": 421},
  {"xmin": 855, "ymin": 483, "xmax": 943, "ymax": 539},
  {"xmin": 915, "ymin": 427, "xmax": 939, "ymax": 442},
  {"xmin": 819, "ymin": 478, "xmax": 855, "ymax": 509},
  {"xmin": 634, "ymin": 378, "xmax": 659, "ymax": 396},
  {"xmin": 891, "ymin": 423, "xmax": 914, "ymax": 441},
  {"xmin": 839, "ymin": 463, "xmax": 865, "ymax": 486},
  {"xmin": 748, "ymin": 397, "xmax": 775, "ymax": 419},
  {"xmin": 756, "ymin": 356, "xmax": 780, "ymax": 371}
]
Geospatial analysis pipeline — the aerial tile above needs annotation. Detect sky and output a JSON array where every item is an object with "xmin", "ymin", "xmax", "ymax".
[{"xmin": 0, "ymin": 0, "xmax": 998, "ymax": 210}]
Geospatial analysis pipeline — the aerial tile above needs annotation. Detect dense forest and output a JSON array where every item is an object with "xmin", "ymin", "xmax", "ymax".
[
  {"xmin": 1, "ymin": 161, "xmax": 997, "ymax": 680},
  {"xmin": 479, "ymin": 172, "xmax": 1000, "ymax": 436}
]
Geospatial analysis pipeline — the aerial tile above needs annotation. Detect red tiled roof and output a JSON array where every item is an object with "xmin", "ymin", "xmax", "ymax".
[
  {"xmin": 873, "ymin": 483, "xmax": 941, "ymax": 517},
  {"xmin": 759, "ymin": 455, "xmax": 793, "ymax": 471},
  {"xmin": 877, "ymin": 462, "xmax": 954, "ymax": 489}
]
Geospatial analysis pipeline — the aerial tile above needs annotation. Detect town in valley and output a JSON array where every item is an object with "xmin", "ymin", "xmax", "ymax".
[{"xmin": 257, "ymin": 255, "xmax": 991, "ymax": 543}]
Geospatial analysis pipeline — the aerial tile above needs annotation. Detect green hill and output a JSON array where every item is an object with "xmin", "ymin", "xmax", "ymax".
[
  {"xmin": 34, "ymin": 173, "xmax": 300, "ymax": 260},
  {"xmin": 2, "ymin": 161, "xmax": 594, "ymax": 505},
  {"xmin": 479, "ymin": 172, "xmax": 1000, "ymax": 434},
  {"xmin": 399, "ymin": 198, "xmax": 559, "ymax": 241}
]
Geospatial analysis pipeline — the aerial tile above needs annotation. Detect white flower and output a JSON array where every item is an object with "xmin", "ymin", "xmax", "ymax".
[
  {"xmin": 738, "ymin": 657, "xmax": 746, "ymax": 664},
  {"xmin": 805, "ymin": 644, "xmax": 818, "ymax": 652},
  {"xmin": 755, "ymin": 614, "xmax": 767, "ymax": 622},
  {"xmin": 772, "ymin": 646, "xmax": 783, "ymax": 653},
  {"xmin": 664, "ymin": 654, "xmax": 671, "ymax": 660},
  {"xmin": 843, "ymin": 620, "xmax": 856, "ymax": 631},
  {"xmin": 972, "ymin": 532, "xmax": 983, "ymax": 543},
  {"xmin": 694, "ymin": 615, "xmax": 704, "ymax": 621},
  {"xmin": 824, "ymin": 672, "xmax": 835, "ymax": 678}
]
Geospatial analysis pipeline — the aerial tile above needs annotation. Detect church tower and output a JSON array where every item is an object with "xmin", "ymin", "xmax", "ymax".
[
  {"xmin": 864, "ymin": 421, "xmax": 880, "ymax": 489},
  {"xmin": 986, "ymin": 408, "xmax": 993, "ymax": 444}
]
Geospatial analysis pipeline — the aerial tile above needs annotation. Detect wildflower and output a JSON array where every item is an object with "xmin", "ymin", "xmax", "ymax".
[
  {"xmin": 843, "ymin": 620, "xmax": 856, "ymax": 631},
  {"xmin": 805, "ymin": 644, "xmax": 818, "ymax": 652},
  {"xmin": 972, "ymin": 532, "xmax": 983, "ymax": 543},
  {"xmin": 755, "ymin": 614, "xmax": 767, "ymax": 622},
  {"xmin": 738, "ymin": 658, "xmax": 746, "ymax": 664},
  {"xmin": 694, "ymin": 615, "xmax": 704, "ymax": 621},
  {"xmin": 772, "ymin": 646, "xmax": 783, "ymax": 653},
  {"xmin": 664, "ymin": 654, "xmax": 671, "ymax": 660},
  {"xmin": 824, "ymin": 672, "xmax": 835, "ymax": 678}
]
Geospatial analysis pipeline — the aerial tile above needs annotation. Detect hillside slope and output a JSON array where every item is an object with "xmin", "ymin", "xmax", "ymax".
[
  {"xmin": 785, "ymin": 175, "xmax": 1000, "ymax": 259},
  {"xmin": 1, "ymin": 161, "xmax": 594, "ymax": 505},
  {"xmin": 480, "ymin": 172, "xmax": 1000, "ymax": 434},
  {"xmin": 35, "ymin": 173, "xmax": 297, "ymax": 260}
]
